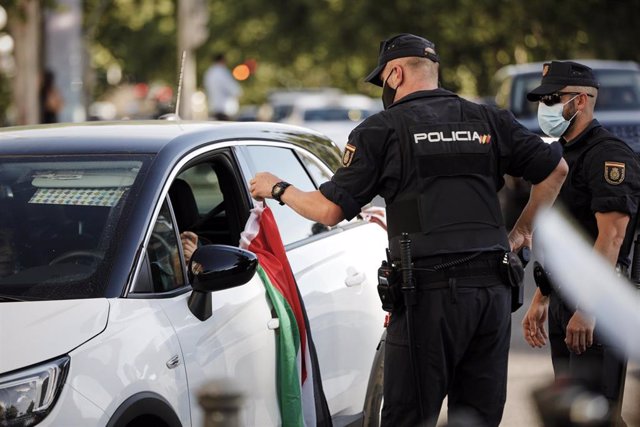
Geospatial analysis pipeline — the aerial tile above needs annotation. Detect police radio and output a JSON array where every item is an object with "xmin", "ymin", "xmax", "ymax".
[{"xmin": 377, "ymin": 249, "xmax": 401, "ymax": 312}]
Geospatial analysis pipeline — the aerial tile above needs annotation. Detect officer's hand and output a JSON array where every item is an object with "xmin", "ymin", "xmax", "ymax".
[
  {"xmin": 249, "ymin": 172, "xmax": 282, "ymax": 202},
  {"xmin": 522, "ymin": 294, "xmax": 549, "ymax": 348},
  {"xmin": 565, "ymin": 310, "xmax": 595, "ymax": 354},
  {"xmin": 508, "ymin": 227, "xmax": 532, "ymax": 252}
]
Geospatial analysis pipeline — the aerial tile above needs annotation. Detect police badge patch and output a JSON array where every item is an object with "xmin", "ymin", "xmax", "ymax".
[
  {"xmin": 604, "ymin": 161, "xmax": 625, "ymax": 185},
  {"xmin": 342, "ymin": 143, "xmax": 356, "ymax": 167}
]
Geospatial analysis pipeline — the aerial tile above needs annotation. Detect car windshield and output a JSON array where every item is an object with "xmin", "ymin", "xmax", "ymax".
[
  {"xmin": 510, "ymin": 68, "xmax": 640, "ymax": 118},
  {"xmin": 0, "ymin": 156, "xmax": 148, "ymax": 301}
]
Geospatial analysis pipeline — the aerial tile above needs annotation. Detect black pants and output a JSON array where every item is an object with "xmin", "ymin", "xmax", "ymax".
[
  {"xmin": 382, "ymin": 275, "xmax": 511, "ymax": 427},
  {"xmin": 548, "ymin": 293, "xmax": 627, "ymax": 424}
]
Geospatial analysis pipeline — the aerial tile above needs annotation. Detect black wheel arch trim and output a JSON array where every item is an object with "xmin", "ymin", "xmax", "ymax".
[
  {"xmin": 106, "ymin": 391, "xmax": 183, "ymax": 427},
  {"xmin": 363, "ymin": 329, "xmax": 386, "ymax": 427}
]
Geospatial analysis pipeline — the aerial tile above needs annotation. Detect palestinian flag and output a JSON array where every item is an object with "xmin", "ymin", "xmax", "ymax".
[{"xmin": 240, "ymin": 204, "xmax": 332, "ymax": 427}]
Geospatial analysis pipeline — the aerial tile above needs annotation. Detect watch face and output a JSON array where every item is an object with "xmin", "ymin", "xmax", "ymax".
[{"xmin": 272, "ymin": 182, "xmax": 288, "ymax": 200}]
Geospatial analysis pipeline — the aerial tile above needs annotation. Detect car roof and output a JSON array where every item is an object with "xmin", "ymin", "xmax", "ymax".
[
  {"xmin": 0, "ymin": 120, "xmax": 339, "ymax": 156},
  {"xmin": 495, "ymin": 59, "xmax": 640, "ymax": 80}
]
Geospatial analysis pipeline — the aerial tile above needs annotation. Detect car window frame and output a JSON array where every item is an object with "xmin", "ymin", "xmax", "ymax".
[
  {"xmin": 129, "ymin": 197, "xmax": 188, "ymax": 297},
  {"xmin": 233, "ymin": 141, "xmax": 357, "ymax": 250},
  {"xmin": 174, "ymin": 151, "xmax": 251, "ymax": 246},
  {"xmin": 125, "ymin": 143, "xmax": 250, "ymax": 299}
]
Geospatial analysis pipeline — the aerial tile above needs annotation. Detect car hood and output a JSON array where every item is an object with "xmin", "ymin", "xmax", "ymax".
[{"xmin": 0, "ymin": 299, "xmax": 109, "ymax": 373}]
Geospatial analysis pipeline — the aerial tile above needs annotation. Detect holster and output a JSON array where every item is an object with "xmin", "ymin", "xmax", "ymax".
[
  {"xmin": 499, "ymin": 251, "xmax": 525, "ymax": 312},
  {"xmin": 377, "ymin": 260, "xmax": 402, "ymax": 312},
  {"xmin": 533, "ymin": 261, "xmax": 553, "ymax": 296}
]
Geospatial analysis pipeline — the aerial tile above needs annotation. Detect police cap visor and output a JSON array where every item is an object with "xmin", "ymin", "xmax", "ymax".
[
  {"xmin": 365, "ymin": 33, "xmax": 440, "ymax": 87},
  {"xmin": 527, "ymin": 60, "xmax": 599, "ymax": 102}
]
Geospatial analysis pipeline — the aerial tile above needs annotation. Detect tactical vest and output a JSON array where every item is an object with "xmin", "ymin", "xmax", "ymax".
[{"xmin": 386, "ymin": 112, "xmax": 510, "ymax": 260}]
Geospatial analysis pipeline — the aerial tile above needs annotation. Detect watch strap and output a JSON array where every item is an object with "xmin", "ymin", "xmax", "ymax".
[{"xmin": 271, "ymin": 181, "xmax": 291, "ymax": 205}]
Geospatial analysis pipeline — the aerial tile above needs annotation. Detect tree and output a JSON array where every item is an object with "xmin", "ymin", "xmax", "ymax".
[
  {"xmin": 6, "ymin": 0, "xmax": 41, "ymax": 125},
  {"xmin": 4, "ymin": 0, "xmax": 639, "ymax": 124}
]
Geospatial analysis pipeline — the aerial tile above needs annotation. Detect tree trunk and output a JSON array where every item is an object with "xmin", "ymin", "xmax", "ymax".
[{"xmin": 9, "ymin": 0, "xmax": 40, "ymax": 125}]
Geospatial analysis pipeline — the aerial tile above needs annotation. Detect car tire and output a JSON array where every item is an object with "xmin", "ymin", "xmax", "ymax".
[{"xmin": 363, "ymin": 330, "xmax": 385, "ymax": 427}]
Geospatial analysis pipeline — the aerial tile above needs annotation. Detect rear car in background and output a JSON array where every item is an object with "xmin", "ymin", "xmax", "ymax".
[
  {"xmin": 493, "ymin": 59, "xmax": 640, "ymax": 148},
  {"xmin": 492, "ymin": 60, "xmax": 640, "ymax": 227},
  {"xmin": 280, "ymin": 93, "xmax": 382, "ymax": 151},
  {"xmin": 264, "ymin": 87, "xmax": 344, "ymax": 123},
  {"xmin": 0, "ymin": 122, "xmax": 387, "ymax": 427}
]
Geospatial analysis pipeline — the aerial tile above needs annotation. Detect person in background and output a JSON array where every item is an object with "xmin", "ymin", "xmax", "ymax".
[
  {"xmin": 522, "ymin": 60, "xmax": 640, "ymax": 427},
  {"xmin": 40, "ymin": 69, "xmax": 63, "ymax": 124},
  {"xmin": 203, "ymin": 53, "xmax": 242, "ymax": 120}
]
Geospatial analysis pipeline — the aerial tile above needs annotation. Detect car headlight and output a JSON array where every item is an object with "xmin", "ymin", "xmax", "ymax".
[{"xmin": 0, "ymin": 356, "xmax": 69, "ymax": 426}]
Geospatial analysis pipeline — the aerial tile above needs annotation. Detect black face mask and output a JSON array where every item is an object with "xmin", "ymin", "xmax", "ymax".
[{"xmin": 382, "ymin": 71, "xmax": 397, "ymax": 110}]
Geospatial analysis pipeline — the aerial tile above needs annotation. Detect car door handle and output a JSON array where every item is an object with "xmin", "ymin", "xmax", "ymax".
[
  {"xmin": 268, "ymin": 318, "xmax": 280, "ymax": 330},
  {"xmin": 345, "ymin": 267, "xmax": 366, "ymax": 287},
  {"xmin": 166, "ymin": 355, "xmax": 180, "ymax": 369}
]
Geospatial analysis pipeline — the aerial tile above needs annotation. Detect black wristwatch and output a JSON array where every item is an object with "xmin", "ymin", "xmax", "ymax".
[{"xmin": 271, "ymin": 181, "xmax": 291, "ymax": 205}]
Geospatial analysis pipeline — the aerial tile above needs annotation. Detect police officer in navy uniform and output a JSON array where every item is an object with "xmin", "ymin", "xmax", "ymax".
[
  {"xmin": 522, "ymin": 61, "xmax": 640, "ymax": 426},
  {"xmin": 249, "ymin": 34, "xmax": 568, "ymax": 426}
]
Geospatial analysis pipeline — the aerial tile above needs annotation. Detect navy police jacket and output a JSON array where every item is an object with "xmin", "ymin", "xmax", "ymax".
[
  {"xmin": 320, "ymin": 89, "xmax": 563, "ymax": 259},
  {"xmin": 558, "ymin": 119, "xmax": 640, "ymax": 267}
]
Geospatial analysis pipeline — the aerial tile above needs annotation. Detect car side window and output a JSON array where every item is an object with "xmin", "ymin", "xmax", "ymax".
[
  {"xmin": 170, "ymin": 155, "xmax": 246, "ymax": 247},
  {"xmin": 147, "ymin": 200, "xmax": 184, "ymax": 292},
  {"xmin": 176, "ymin": 163, "xmax": 223, "ymax": 215},
  {"xmin": 244, "ymin": 146, "xmax": 330, "ymax": 245},
  {"xmin": 297, "ymin": 150, "xmax": 333, "ymax": 186}
]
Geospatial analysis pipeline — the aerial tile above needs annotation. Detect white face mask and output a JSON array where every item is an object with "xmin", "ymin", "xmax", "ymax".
[{"xmin": 537, "ymin": 95, "xmax": 579, "ymax": 138}]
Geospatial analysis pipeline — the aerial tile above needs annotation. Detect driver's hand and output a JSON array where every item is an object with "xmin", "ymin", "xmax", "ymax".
[{"xmin": 180, "ymin": 231, "xmax": 198, "ymax": 265}]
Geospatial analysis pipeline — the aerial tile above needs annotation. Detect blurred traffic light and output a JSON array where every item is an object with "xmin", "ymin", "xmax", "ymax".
[
  {"xmin": 232, "ymin": 64, "xmax": 250, "ymax": 81},
  {"xmin": 232, "ymin": 58, "xmax": 257, "ymax": 81}
]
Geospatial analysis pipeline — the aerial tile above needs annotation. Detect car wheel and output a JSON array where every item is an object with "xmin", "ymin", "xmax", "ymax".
[{"xmin": 363, "ymin": 331, "xmax": 385, "ymax": 427}]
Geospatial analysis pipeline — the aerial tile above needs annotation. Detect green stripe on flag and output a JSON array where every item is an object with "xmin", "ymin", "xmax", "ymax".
[{"xmin": 257, "ymin": 265, "xmax": 304, "ymax": 426}]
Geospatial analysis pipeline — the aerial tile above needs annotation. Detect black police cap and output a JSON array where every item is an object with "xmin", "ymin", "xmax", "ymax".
[
  {"xmin": 527, "ymin": 61, "xmax": 600, "ymax": 101},
  {"xmin": 365, "ymin": 33, "xmax": 440, "ymax": 87}
]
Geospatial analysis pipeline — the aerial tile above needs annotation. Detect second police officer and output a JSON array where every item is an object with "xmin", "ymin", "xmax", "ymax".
[
  {"xmin": 522, "ymin": 61, "xmax": 640, "ymax": 426},
  {"xmin": 250, "ymin": 34, "xmax": 568, "ymax": 426}
]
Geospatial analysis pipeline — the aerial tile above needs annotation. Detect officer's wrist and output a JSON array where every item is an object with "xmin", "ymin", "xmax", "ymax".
[
  {"xmin": 271, "ymin": 181, "xmax": 291, "ymax": 205},
  {"xmin": 533, "ymin": 290, "xmax": 550, "ymax": 305}
]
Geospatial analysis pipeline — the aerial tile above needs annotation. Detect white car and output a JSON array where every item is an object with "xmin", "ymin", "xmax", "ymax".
[{"xmin": 0, "ymin": 121, "xmax": 387, "ymax": 426}]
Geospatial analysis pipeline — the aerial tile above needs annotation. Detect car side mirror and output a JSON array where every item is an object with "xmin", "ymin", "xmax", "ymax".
[{"xmin": 187, "ymin": 245, "xmax": 258, "ymax": 321}]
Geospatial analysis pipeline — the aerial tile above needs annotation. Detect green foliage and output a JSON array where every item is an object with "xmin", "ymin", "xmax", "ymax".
[
  {"xmin": 84, "ymin": 0, "xmax": 177, "ymax": 99},
  {"xmin": 85, "ymin": 0, "xmax": 640, "ymax": 104}
]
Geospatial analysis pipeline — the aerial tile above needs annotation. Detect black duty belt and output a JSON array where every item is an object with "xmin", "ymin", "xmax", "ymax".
[{"xmin": 411, "ymin": 251, "xmax": 503, "ymax": 288}]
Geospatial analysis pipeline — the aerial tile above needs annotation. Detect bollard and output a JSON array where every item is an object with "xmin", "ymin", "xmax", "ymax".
[
  {"xmin": 532, "ymin": 380, "xmax": 611, "ymax": 427},
  {"xmin": 198, "ymin": 379, "xmax": 244, "ymax": 427}
]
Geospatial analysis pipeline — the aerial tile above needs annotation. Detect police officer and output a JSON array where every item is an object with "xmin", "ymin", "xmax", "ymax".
[
  {"xmin": 250, "ymin": 33, "xmax": 568, "ymax": 426},
  {"xmin": 522, "ymin": 61, "xmax": 640, "ymax": 426}
]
